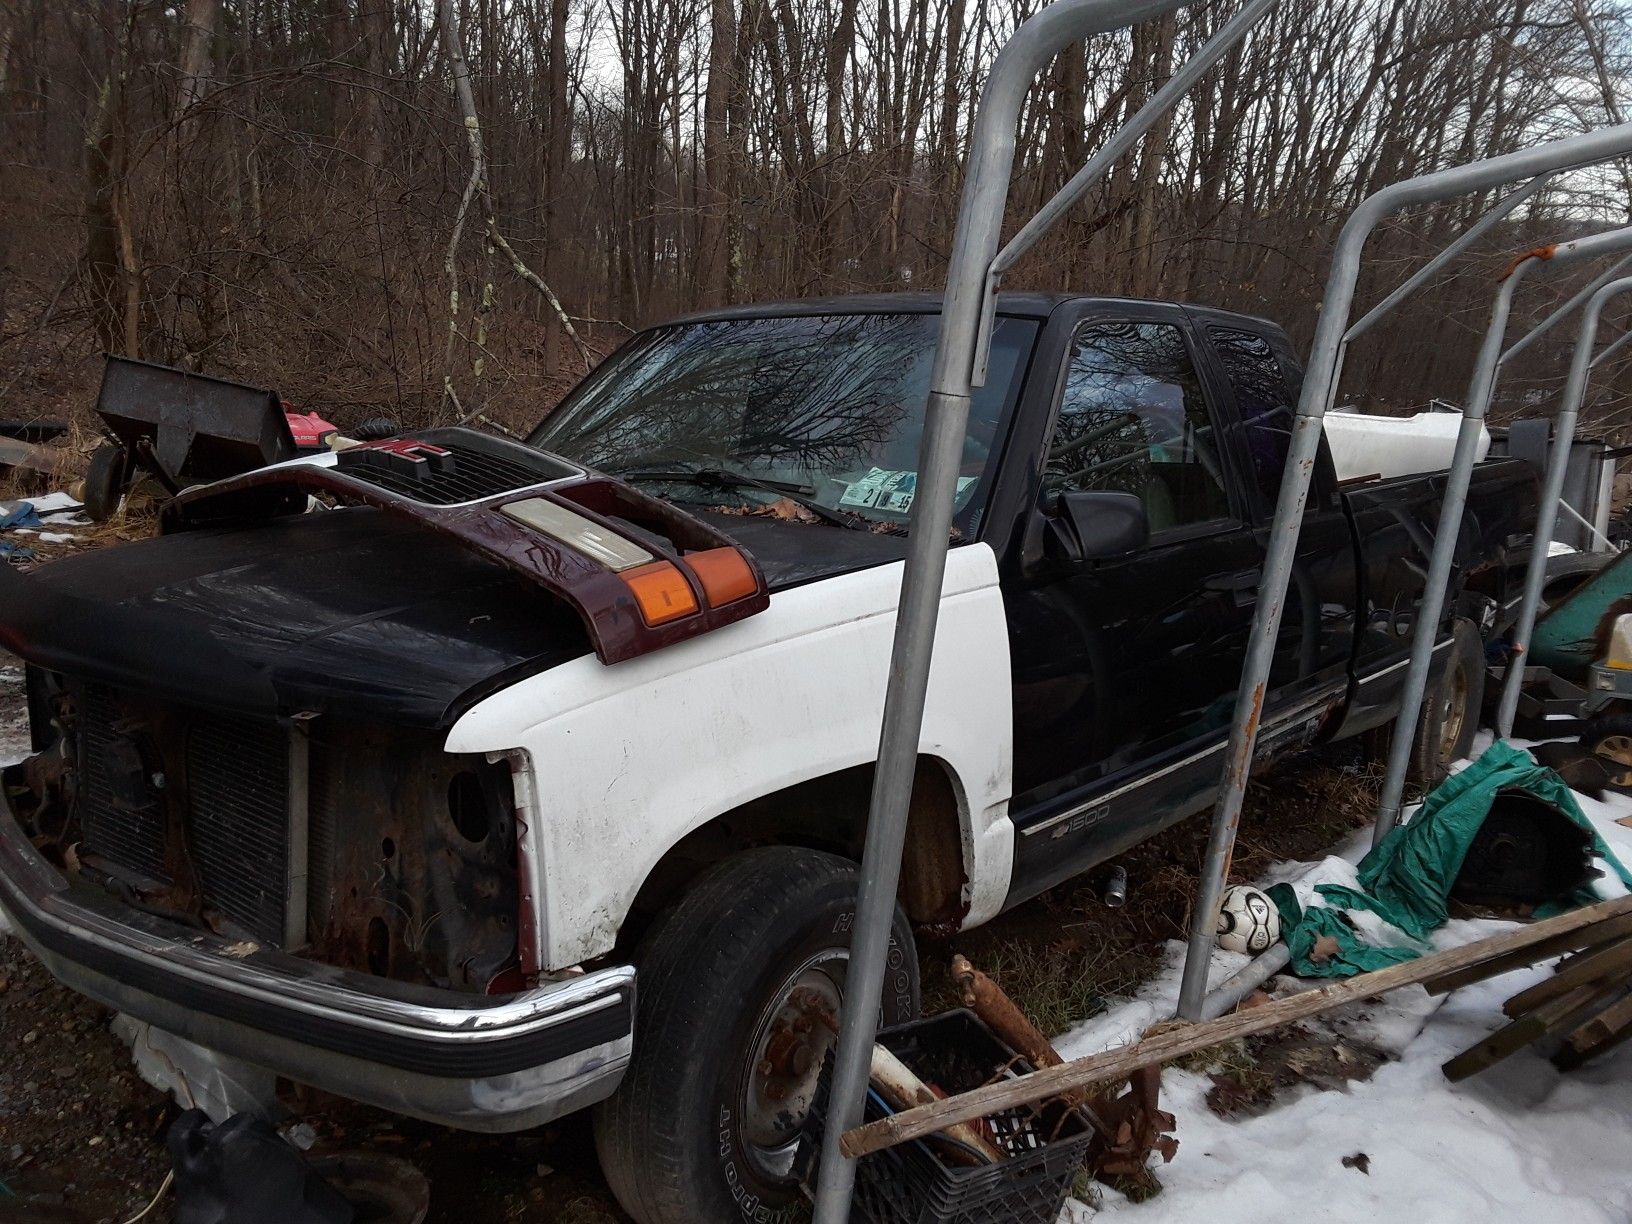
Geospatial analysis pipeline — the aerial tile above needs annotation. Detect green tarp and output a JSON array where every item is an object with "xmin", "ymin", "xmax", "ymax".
[{"xmin": 1266, "ymin": 741, "xmax": 1632, "ymax": 979}]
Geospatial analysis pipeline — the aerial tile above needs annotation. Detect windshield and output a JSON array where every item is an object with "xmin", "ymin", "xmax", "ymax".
[{"xmin": 529, "ymin": 312, "xmax": 1039, "ymax": 534}]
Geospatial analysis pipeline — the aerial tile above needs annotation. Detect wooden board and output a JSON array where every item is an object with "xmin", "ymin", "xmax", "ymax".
[
  {"xmin": 1442, "ymin": 979, "xmax": 1627, "ymax": 1082},
  {"xmin": 1501, "ymin": 936, "xmax": 1632, "ymax": 1017},
  {"xmin": 1422, "ymin": 911, "xmax": 1632, "ymax": 996},
  {"xmin": 841, "ymin": 895, "xmax": 1632, "ymax": 1159}
]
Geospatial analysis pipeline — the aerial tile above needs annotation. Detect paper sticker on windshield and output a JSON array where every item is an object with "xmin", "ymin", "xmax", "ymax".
[
  {"xmin": 840, "ymin": 468, "xmax": 975, "ymax": 514},
  {"xmin": 840, "ymin": 468, "xmax": 915, "ymax": 512}
]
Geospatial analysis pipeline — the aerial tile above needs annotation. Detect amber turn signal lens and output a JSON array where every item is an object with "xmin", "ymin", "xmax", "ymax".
[
  {"xmin": 622, "ymin": 560, "xmax": 700, "ymax": 626},
  {"xmin": 686, "ymin": 547, "xmax": 759, "ymax": 608}
]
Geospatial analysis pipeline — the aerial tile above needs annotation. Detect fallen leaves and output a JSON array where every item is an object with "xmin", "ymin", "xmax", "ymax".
[{"xmin": 1310, "ymin": 934, "xmax": 1342, "ymax": 964}]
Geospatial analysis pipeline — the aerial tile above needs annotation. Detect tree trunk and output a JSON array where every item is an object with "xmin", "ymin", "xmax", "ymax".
[{"xmin": 696, "ymin": 0, "xmax": 735, "ymax": 308}]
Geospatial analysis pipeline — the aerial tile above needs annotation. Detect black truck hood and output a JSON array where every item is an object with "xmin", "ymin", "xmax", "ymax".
[{"xmin": 0, "ymin": 504, "xmax": 909, "ymax": 728}]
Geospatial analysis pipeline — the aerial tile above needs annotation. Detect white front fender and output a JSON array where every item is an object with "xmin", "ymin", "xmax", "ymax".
[{"xmin": 446, "ymin": 544, "xmax": 1015, "ymax": 969}]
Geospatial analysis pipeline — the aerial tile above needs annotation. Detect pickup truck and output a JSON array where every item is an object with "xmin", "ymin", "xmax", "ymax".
[{"xmin": 0, "ymin": 293, "xmax": 1536, "ymax": 1224}]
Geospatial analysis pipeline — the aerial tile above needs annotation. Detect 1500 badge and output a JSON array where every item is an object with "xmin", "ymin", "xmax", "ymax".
[{"xmin": 1049, "ymin": 802, "xmax": 1111, "ymax": 840}]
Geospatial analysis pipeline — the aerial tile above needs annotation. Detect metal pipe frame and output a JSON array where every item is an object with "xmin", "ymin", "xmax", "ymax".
[
  {"xmin": 1343, "ymin": 173, "xmax": 1559, "ymax": 346},
  {"xmin": 1495, "ymin": 274, "xmax": 1632, "ymax": 737},
  {"xmin": 1503, "ymin": 254, "xmax": 1632, "ymax": 367},
  {"xmin": 1372, "ymin": 225, "xmax": 1632, "ymax": 846},
  {"xmin": 1591, "ymin": 325, "xmax": 1632, "ymax": 369},
  {"xmin": 1175, "ymin": 121, "xmax": 1632, "ymax": 1023},
  {"xmin": 812, "ymin": 1, "xmax": 1274, "ymax": 1216}
]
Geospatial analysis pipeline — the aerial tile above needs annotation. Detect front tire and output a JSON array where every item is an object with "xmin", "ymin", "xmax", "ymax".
[{"xmin": 594, "ymin": 847, "xmax": 919, "ymax": 1224}]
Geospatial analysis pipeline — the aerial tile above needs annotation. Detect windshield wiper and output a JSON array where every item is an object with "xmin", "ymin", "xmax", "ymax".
[{"xmin": 610, "ymin": 464, "xmax": 869, "ymax": 531}]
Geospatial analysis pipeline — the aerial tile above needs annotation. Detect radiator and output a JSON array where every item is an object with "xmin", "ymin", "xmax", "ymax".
[{"xmin": 74, "ymin": 683, "xmax": 294, "ymax": 947}]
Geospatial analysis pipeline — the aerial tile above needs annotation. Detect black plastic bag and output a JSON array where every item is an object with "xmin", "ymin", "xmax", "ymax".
[{"xmin": 169, "ymin": 1110, "xmax": 354, "ymax": 1224}]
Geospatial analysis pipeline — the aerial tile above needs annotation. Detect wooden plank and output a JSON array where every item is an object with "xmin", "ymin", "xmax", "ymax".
[
  {"xmin": 1442, "ymin": 980, "xmax": 1621, "ymax": 1082},
  {"xmin": 1564, "ymin": 991, "xmax": 1632, "ymax": 1054},
  {"xmin": 1422, "ymin": 910, "xmax": 1632, "ymax": 996},
  {"xmin": 841, "ymin": 895, "xmax": 1632, "ymax": 1160},
  {"xmin": 1501, "ymin": 936, "xmax": 1632, "ymax": 1017},
  {"xmin": 1554, "ymin": 995, "xmax": 1632, "ymax": 1071}
]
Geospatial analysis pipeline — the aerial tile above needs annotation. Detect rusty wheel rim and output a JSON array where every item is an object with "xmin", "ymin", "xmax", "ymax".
[
  {"xmin": 1594, "ymin": 734, "xmax": 1632, "ymax": 787},
  {"xmin": 738, "ymin": 952, "xmax": 846, "ymax": 1183},
  {"xmin": 1438, "ymin": 661, "xmax": 1469, "ymax": 765}
]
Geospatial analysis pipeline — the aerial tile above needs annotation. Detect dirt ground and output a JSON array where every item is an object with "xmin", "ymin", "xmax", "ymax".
[{"xmin": 0, "ymin": 524, "xmax": 1389, "ymax": 1222}]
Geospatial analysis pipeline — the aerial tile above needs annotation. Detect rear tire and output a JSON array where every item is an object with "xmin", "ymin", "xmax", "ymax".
[
  {"xmin": 594, "ymin": 847, "xmax": 919, "ymax": 1224},
  {"xmin": 1408, "ymin": 617, "xmax": 1485, "ymax": 786}
]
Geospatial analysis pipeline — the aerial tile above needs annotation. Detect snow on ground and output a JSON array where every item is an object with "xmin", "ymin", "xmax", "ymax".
[{"xmin": 1055, "ymin": 755, "xmax": 1632, "ymax": 1223}]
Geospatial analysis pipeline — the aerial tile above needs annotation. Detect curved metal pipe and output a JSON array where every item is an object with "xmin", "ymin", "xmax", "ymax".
[
  {"xmin": 1496, "ymin": 274, "xmax": 1632, "ymax": 736},
  {"xmin": 814, "ymin": 3, "xmax": 1221, "ymax": 1216},
  {"xmin": 1177, "ymin": 120, "xmax": 1632, "ymax": 1021},
  {"xmin": 1373, "ymin": 223, "xmax": 1632, "ymax": 845}
]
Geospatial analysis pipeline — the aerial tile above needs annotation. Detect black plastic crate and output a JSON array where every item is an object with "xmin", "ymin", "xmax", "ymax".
[{"xmin": 802, "ymin": 1010, "xmax": 1094, "ymax": 1224}]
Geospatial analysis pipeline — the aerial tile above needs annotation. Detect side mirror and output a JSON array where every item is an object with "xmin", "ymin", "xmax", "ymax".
[{"xmin": 1044, "ymin": 489, "xmax": 1149, "ymax": 562}]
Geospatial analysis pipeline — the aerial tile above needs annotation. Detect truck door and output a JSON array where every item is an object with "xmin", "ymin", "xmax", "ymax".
[
  {"xmin": 1004, "ymin": 308, "xmax": 1264, "ymax": 894},
  {"xmin": 1197, "ymin": 317, "xmax": 1356, "ymax": 720}
]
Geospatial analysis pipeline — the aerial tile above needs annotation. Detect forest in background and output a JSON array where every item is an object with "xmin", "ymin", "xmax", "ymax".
[{"xmin": 3, "ymin": 0, "xmax": 1632, "ymax": 439}]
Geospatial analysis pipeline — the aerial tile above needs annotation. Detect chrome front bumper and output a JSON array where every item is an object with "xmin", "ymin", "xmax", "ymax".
[{"xmin": 0, "ymin": 808, "xmax": 633, "ymax": 1133}]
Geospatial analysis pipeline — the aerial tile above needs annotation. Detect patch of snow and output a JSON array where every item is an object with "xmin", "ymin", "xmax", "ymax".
[{"xmin": 1055, "ymin": 749, "xmax": 1632, "ymax": 1223}]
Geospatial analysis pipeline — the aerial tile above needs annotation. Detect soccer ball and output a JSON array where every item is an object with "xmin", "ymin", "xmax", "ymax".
[{"xmin": 1215, "ymin": 885, "xmax": 1281, "ymax": 954}]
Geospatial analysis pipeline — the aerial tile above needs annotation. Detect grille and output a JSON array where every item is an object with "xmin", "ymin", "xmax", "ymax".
[
  {"xmin": 187, "ymin": 716, "xmax": 290, "ymax": 944},
  {"xmin": 77, "ymin": 684, "xmax": 170, "ymax": 885},
  {"xmin": 338, "ymin": 436, "xmax": 577, "ymax": 505},
  {"xmin": 73, "ymin": 684, "xmax": 293, "ymax": 946},
  {"xmin": 306, "ymin": 737, "xmax": 335, "ymax": 936}
]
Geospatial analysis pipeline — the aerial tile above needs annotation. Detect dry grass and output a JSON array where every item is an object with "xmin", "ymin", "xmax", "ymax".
[{"xmin": 923, "ymin": 752, "xmax": 1386, "ymax": 1041}]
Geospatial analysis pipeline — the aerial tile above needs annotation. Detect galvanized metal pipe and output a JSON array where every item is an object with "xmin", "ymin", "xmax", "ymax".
[
  {"xmin": 1496, "ymin": 274, "xmax": 1632, "ymax": 737},
  {"xmin": 1502, "ymin": 253, "xmax": 1632, "ymax": 367},
  {"xmin": 1342, "ymin": 173, "xmax": 1557, "ymax": 345},
  {"xmin": 1370, "ymin": 225, "xmax": 1632, "ymax": 845},
  {"xmin": 1198, "ymin": 943, "xmax": 1293, "ymax": 1020},
  {"xmin": 1371, "ymin": 264, "xmax": 1535, "ymax": 842},
  {"xmin": 1556, "ymin": 495, "xmax": 1616, "ymax": 549},
  {"xmin": 989, "ymin": 0, "xmax": 1274, "ymax": 278},
  {"xmin": 811, "ymin": 2, "xmax": 1207, "ymax": 1217},
  {"xmin": 1591, "ymin": 325, "xmax": 1632, "ymax": 369},
  {"xmin": 1175, "ymin": 122, "xmax": 1632, "ymax": 1023},
  {"xmin": 969, "ymin": 0, "xmax": 1274, "ymax": 386}
]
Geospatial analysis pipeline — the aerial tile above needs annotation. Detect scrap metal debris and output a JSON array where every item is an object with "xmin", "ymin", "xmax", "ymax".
[{"xmin": 950, "ymin": 953, "xmax": 1178, "ymax": 1188}]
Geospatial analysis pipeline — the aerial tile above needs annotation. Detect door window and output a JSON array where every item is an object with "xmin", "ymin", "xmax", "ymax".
[
  {"xmin": 1047, "ymin": 320, "xmax": 1232, "ymax": 534},
  {"xmin": 1208, "ymin": 326, "xmax": 1296, "ymax": 511}
]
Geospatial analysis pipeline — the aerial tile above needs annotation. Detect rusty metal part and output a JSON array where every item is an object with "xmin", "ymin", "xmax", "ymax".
[
  {"xmin": 949, "ymin": 954, "xmax": 1119, "ymax": 1136},
  {"xmin": 951, "ymin": 955, "xmax": 1065, "ymax": 1079},
  {"xmin": 1091, "ymin": 1063, "xmax": 1178, "ymax": 1182},
  {"xmin": 305, "ymin": 720, "xmax": 518, "ymax": 990},
  {"xmin": 949, "ymin": 953, "xmax": 1177, "ymax": 1182},
  {"xmin": 1499, "ymin": 243, "xmax": 1559, "ymax": 279},
  {"xmin": 799, "ymin": 985, "xmax": 1001, "ymax": 1166}
]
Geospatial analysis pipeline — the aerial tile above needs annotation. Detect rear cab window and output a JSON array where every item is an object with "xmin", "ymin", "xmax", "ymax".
[{"xmin": 1207, "ymin": 325, "xmax": 1299, "ymax": 514}]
